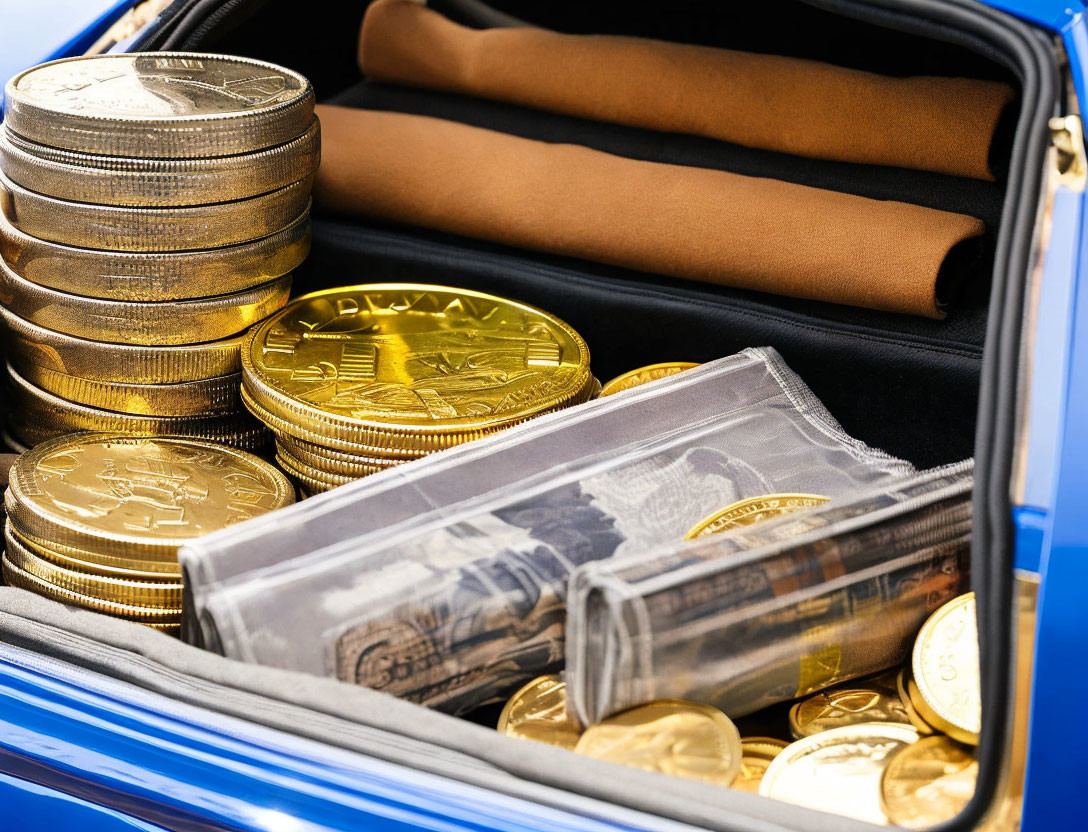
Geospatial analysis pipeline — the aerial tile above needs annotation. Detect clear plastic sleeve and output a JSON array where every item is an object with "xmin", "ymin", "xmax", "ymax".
[
  {"xmin": 565, "ymin": 461, "xmax": 972, "ymax": 725},
  {"xmin": 192, "ymin": 348, "xmax": 914, "ymax": 713}
]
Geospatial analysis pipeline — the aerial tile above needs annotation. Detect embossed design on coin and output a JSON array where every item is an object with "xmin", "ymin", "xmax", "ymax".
[
  {"xmin": 731, "ymin": 737, "xmax": 788, "ymax": 793},
  {"xmin": 6, "ymin": 433, "xmax": 294, "ymax": 560},
  {"xmin": 243, "ymin": 285, "xmax": 592, "ymax": 436},
  {"xmin": 759, "ymin": 723, "xmax": 920, "ymax": 824},
  {"xmin": 911, "ymin": 593, "xmax": 980, "ymax": 745},
  {"xmin": 5, "ymin": 53, "xmax": 314, "ymax": 157},
  {"xmin": 880, "ymin": 735, "xmax": 977, "ymax": 829},
  {"xmin": 498, "ymin": 675, "xmax": 583, "ymax": 750},
  {"xmin": 574, "ymin": 700, "xmax": 742, "ymax": 787},
  {"xmin": 789, "ymin": 675, "xmax": 913, "ymax": 738},
  {"xmin": 684, "ymin": 494, "xmax": 829, "ymax": 539},
  {"xmin": 600, "ymin": 362, "xmax": 698, "ymax": 396}
]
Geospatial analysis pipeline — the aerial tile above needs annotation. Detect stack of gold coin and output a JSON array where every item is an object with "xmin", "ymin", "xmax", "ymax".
[
  {"xmin": 2, "ymin": 432, "xmax": 295, "ymax": 634},
  {"xmin": 240, "ymin": 284, "xmax": 598, "ymax": 495},
  {"xmin": 761, "ymin": 593, "xmax": 981, "ymax": 826},
  {"xmin": 0, "ymin": 53, "xmax": 318, "ymax": 450}
]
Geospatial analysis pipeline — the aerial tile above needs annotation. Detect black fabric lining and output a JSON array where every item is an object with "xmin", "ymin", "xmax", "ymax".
[{"xmin": 301, "ymin": 219, "xmax": 982, "ymax": 468}]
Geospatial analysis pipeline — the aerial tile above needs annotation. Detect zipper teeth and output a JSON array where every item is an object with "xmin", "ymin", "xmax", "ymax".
[
  {"xmin": 176, "ymin": 0, "xmax": 259, "ymax": 48},
  {"xmin": 314, "ymin": 221, "xmax": 986, "ymax": 359}
]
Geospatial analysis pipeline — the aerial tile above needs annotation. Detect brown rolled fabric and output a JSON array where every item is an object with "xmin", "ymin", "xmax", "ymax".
[
  {"xmin": 358, "ymin": 0, "xmax": 1013, "ymax": 181},
  {"xmin": 313, "ymin": 105, "xmax": 984, "ymax": 318}
]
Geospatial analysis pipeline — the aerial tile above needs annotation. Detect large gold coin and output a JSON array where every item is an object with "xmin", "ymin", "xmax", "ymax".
[
  {"xmin": 242, "ymin": 285, "xmax": 593, "ymax": 452},
  {"xmin": 731, "ymin": 737, "xmax": 788, "ymax": 793},
  {"xmin": 5, "ymin": 516, "xmax": 179, "ymax": 579},
  {"xmin": 1, "ymin": 306, "xmax": 244, "ymax": 384},
  {"xmin": 15, "ymin": 364, "xmax": 241, "ymax": 417},
  {"xmin": 880, "ymin": 735, "xmax": 977, "ymax": 829},
  {"xmin": 599, "ymin": 362, "xmax": 699, "ymax": 396},
  {"xmin": 684, "ymin": 494, "xmax": 830, "ymax": 539},
  {"xmin": 7, "ymin": 365, "xmax": 268, "ymax": 453},
  {"xmin": 0, "ymin": 169, "xmax": 313, "ymax": 252},
  {"xmin": 788, "ymin": 671, "xmax": 913, "ymax": 739},
  {"xmin": 910, "ymin": 593, "xmax": 980, "ymax": 745},
  {"xmin": 573, "ymin": 700, "xmax": 742, "ymax": 787},
  {"xmin": 0, "ymin": 119, "xmax": 320, "ymax": 207},
  {"xmin": 758, "ymin": 722, "xmax": 920, "ymax": 824},
  {"xmin": 2, "ymin": 555, "xmax": 182, "ymax": 621},
  {"xmin": 3, "ymin": 53, "xmax": 314, "ymax": 158},
  {"xmin": 497, "ymin": 675, "xmax": 583, "ymax": 751},
  {"xmin": 5, "ymin": 432, "xmax": 294, "ymax": 562},
  {"xmin": 4, "ymin": 523, "xmax": 183, "ymax": 607},
  {"xmin": 0, "ymin": 206, "xmax": 310, "ymax": 301},
  {"xmin": 1, "ymin": 260, "xmax": 290, "ymax": 346}
]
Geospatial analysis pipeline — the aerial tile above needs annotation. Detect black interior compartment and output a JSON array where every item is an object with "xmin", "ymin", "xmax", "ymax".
[{"xmin": 197, "ymin": 0, "xmax": 1018, "ymax": 470}]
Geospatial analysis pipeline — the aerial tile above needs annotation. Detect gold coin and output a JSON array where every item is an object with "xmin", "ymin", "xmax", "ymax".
[
  {"xmin": 0, "ymin": 169, "xmax": 313, "ymax": 252},
  {"xmin": 880, "ymin": 735, "xmax": 977, "ymax": 829},
  {"xmin": 497, "ymin": 675, "xmax": 583, "ymax": 751},
  {"xmin": 731, "ymin": 737, "xmax": 789, "ymax": 793},
  {"xmin": 2, "ymin": 555, "xmax": 181, "ymax": 621},
  {"xmin": 0, "ymin": 206, "xmax": 310, "ymax": 301},
  {"xmin": 4, "ymin": 523, "xmax": 183, "ymax": 607},
  {"xmin": 758, "ymin": 723, "xmax": 920, "ymax": 824},
  {"xmin": 0, "ymin": 119, "xmax": 320, "ymax": 206},
  {"xmin": 242, "ymin": 284, "xmax": 593, "ymax": 449},
  {"xmin": 788, "ymin": 674, "xmax": 913, "ymax": 739},
  {"xmin": 7, "ymin": 364, "xmax": 269, "ymax": 452},
  {"xmin": 910, "ymin": 593, "xmax": 980, "ymax": 745},
  {"xmin": 15, "ymin": 364, "xmax": 241, "ymax": 417},
  {"xmin": 573, "ymin": 700, "xmax": 742, "ymax": 787},
  {"xmin": 0, "ymin": 260, "xmax": 291, "ymax": 345},
  {"xmin": 600, "ymin": 362, "xmax": 699, "ymax": 396},
  {"xmin": 896, "ymin": 667, "xmax": 935, "ymax": 735},
  {"xmin": 5, "ymin": 431, "xmax": 294, "ymax": 560},
  {"xmin": 5, "ymin": 516, "xmax": 179, "ymax": 579},
  {"xmin": 0, "ymin": 305, "xmax": 244, "ymax": 384},
  {"xmin": 274, "ymin": 435, "xmax": 401, "ymax": 478},
  {"xmin": 684, "ymin": 494, "xmax": 830, "ymax": 539},
  {"xmin": 4, "ymin": 53, "xmax": 314, "ymax": 158},
  {"xmin": 275, "ymin": 450, "xmax": 355, "ymax": 493}
]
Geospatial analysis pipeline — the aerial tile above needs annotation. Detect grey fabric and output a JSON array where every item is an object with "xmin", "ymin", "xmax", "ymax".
[{"xmin": 0, "ymin": 587, "xmax": 875, "ymax": 832}]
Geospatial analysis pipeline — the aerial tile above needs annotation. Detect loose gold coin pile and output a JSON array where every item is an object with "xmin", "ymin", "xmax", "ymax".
[
  {"xmin": 496, "ymin": 593, "xmax": 981, "ymax": 827},
  {"xmin": 0, "ymin": 53, "xmax": 319, "ymax": 449},
  {"xmin": 241, "ymin": 284, "xmax": 598, "ymax": 494},
  {"xmin": 2, "ymin": 432, "xmax": 295, "ymax": 634}
]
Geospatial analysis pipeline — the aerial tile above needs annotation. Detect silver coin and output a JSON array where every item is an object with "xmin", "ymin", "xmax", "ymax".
[{"xmin": 4, "ymin": 53, "xmax": 314, "ymax": 157}]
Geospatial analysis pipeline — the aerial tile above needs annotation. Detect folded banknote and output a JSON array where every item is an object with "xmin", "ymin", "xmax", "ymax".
[
  {"xmin": 565, "ymin": 460, "xmax": 972, "ymax": 725},
  {"xmin": 191, "ymin": 347, "xmax": 915, "ymax": 713}
]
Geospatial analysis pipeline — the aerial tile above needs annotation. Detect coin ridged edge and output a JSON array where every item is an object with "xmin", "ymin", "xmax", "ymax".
[
  {"xmin": 0, "ymin": 305, "xmax": 244, "ymax": 383},
  {"xmin": 0, "ymin": 168, "xmax": 313, "ymax": 252},
  {"xmin": 4, "ymin": 52, "xmax": 315, "ymax": 158},
  {"xmin": 0, "ymin": 119, "xmax": 320, "ymax": 206},
  {"xmin": 2, "ymin": 262, "xmax": 291, "ymax": 346},
  {"xmin": 4, "ymin": 523, "xmax": 183, "ymax": 606},
  {"xmin": 1, "ymin": 207, "xmax": 310, "ymax": 301},
  {"xmin": 2, "ymin": 556, "xmax": 182, "ymax": 619},
  {"xmin": 16, "ymin": 364, "xmax": 242, "ymax": 417},
  {"xmin": 274, "ymin": 437, "xmax": 399, "ymax": 477},
  {"xmin": 241, "ymin": 372, "xmax": 600, "ymax": 456},
  {"xmin": 5, "ymin": 431, "xmax": 293, "ymax": 558},
  {"xmin": 6, "ymin": 518, "xmax": 181, "ymax": 578},
  {"xmin": 599, "ymin": 362, "xmax": 699, "ymax": 396}
]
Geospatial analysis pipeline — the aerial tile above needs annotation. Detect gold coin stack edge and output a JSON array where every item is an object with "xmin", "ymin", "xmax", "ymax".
[
  {"xmin": 240, "ymin": 284, "xmax": 598, "ymax": 495},
  {"xmin": 2, "ymin": 433, "xmax": 297, "ymax": 634},
  {"xmin": 0, "ymin": 52, "xmax": 319, "ymax": 449}
]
